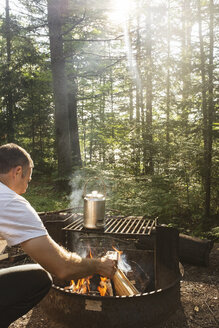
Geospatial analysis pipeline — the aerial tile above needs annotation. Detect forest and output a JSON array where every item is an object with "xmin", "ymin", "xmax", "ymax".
[{"xmin": 0, "ymin": 0, "xmax": 218, "ymax": 240}]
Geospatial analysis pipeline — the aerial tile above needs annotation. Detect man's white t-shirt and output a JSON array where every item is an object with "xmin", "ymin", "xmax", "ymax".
[{"xmin": 0, "ymin": 182, "xmax": 48, "ymax": 246}]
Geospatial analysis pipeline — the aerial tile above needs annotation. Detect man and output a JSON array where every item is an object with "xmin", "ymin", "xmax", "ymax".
[{"xmin": 0, "ymin": 143, "xmax": 116, "ymax": 327}]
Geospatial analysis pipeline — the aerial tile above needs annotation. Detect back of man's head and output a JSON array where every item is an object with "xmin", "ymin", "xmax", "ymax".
[{"xmin": 0, "ymin": 143, "xmax": 33, "ymax": 175}]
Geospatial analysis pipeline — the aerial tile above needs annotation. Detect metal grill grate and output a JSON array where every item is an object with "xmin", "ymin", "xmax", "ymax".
[{"xmin": 64, "ymin": 213, "xmax": 157, "ymax": 236}]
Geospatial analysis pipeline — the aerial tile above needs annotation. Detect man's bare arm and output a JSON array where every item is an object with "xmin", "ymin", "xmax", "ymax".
[{"xmin": 21, "ymin": 235, "xmax": 116, "ymax": 280}]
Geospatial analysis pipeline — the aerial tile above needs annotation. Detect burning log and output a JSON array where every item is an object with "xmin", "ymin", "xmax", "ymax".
[
  {"xmin": 113, "ymin": 269, "xmax": 139, "ymax": 296},
  {"xmin": 98, "ymin": 277, "xmax": 114, "ymax": 296},
  {"xmin": 104, "ymin": 250, "xmax": 139, "ymax": 296}
]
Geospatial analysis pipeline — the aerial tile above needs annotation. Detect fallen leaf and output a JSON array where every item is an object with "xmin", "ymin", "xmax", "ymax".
[{"xmin": 194, "ymin": 306, "xmax": 199, "ymax": 312}]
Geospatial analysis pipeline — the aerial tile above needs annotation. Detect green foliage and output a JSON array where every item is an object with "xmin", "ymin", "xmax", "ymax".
[
  {"xmin": 24, "ymin": 179, "xmax": 69, "ymax": 212},
  {"xmin": 205, "ymin": 227, "xmax": 219, "ymax": 242},
  {"xmin": 0, "ymin": 0, "xmax": 218, "ymax": 237}
]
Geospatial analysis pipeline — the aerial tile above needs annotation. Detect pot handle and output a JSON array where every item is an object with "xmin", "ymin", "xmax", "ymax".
[{"xmin": 83, "ymin": 177, "xmax": 106, "ymax": 198}]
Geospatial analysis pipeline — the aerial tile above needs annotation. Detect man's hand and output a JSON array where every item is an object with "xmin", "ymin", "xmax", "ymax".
[{"xmin": 96, "ymin": 257, "xmax": 117, "ymax": 278}]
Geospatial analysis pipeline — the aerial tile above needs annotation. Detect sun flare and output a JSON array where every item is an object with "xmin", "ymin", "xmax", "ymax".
[{"xmin": 108, "ymin": 0, "xmax": 135, "ymax": 24}]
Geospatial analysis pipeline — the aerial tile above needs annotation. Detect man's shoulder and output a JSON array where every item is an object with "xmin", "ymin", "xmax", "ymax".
[
  {"xmin": 0, "ymin": 184, "xmax": 27, "ymax": 206},
  {"xmin": 0, "ymin": 186, "xmax": 37, "ymax": 219}
]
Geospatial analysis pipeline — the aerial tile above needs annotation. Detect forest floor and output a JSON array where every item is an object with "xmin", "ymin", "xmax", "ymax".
[{"xmin": 2, "ymin": 243, "xmax": 218, "ymax": 328}]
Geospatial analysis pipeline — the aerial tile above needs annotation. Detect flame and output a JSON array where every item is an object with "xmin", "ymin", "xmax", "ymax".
[
  {"xmin": 65, "ymin": 247, "xmax": 118, "ymax": 296},
  {"xmin": 66, "ymin": 277, "xmax": 91, "ymax": 294},
  {"xmin": 112, "ymin": 246, "xmax": 123, "ymax": 259},
  {"xmin": 98, "ymin": 276, "xmax": 108, "ymax": 296}
]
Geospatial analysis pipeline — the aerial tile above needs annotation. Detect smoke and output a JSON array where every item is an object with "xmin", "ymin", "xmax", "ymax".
[
  {"xmin": 118, "ymin": 253, "xmax": 132, "ymax": 274},
  {"xmin": 68, "ymin": 171, "xmax": 84, "ymax": 209}
]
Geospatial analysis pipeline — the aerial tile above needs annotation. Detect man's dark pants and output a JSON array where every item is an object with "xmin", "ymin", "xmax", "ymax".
[{"xmin": 0, "ymin": 263, "xmax": 52, "ymax": 327}]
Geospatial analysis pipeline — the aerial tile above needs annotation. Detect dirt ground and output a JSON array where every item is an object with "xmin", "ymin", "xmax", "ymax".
[{"xmin": 3, "ymin": 243, "xmax": 219, "ymax": 328}]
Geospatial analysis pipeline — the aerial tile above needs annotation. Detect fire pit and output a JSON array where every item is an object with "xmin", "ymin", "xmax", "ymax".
[{"xmin": 41, "ymin": 212, "xmax": 181, "ymax": 328}]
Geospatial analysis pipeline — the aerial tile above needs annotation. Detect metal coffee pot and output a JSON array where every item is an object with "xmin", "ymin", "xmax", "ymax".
[{"xmin": 83, "ymin": 177, "xmax": 106, "ymax": 229}]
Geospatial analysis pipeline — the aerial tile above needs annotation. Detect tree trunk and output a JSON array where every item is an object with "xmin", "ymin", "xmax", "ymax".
[
  {"xmin": 89, "ymin": 81, "xmax": 94, "ymax": 164},
  {"xmin": 181, "ymin": 0, "xmax": 192, "ymax": 128},
  {"xmin": 5, "ymin": 0, "xmax": 14, "ymax": 142},
  {"xmin": 129, "ymin": 82, "xmax": 134, "ymax": 122},
  {"xmin": 205, "ymin": 0, "xmax": 214, "ymax": 220},
  {"xmin": 47, "ymin": 0, "xmax": 72, "ymax": 179},
  {"xmin": 109, "ymin": 44, "xmax": 115, "ymax": 165},
  {"xmin": 197, "ymin": 0, "xmax": 212, "ymax": 220},
  {"xmin": 166, "ymin": 0, "xmax": 171, "ymax": 158},
  {"xmin": 100, "ymin": 75, "xmax": 106, "ymax": 164},
  {"xmin": 68, "ymin": 81, "xmax": 82, "ymax": 171},
  {"xmin": 81, "ymin": 92, "xmax": 86, "ymax": 165},
  {"xmin": 144, "ymin": 1, "xmax": 154, "ymax": 175},
  {"xmin": 135, "ymin": 8, "xmax": 141, "ymax": 175}
]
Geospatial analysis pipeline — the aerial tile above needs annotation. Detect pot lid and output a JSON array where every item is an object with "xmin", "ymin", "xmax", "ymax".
[{"xmin": 85, "ymin": 190, "xmax": 105, "ymax": 200}]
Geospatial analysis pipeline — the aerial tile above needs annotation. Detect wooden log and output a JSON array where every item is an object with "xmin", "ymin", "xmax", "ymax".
[
  {"xmin": 113, "ymin": 269, "xmax": 139, "ymax": 296},
  {"xmin": 0, "ymin": 253, "xmax": 9, "ymax": 261},
  {"xmin": 0, "ymin": 238, "xmax": 7, "ymax": 255},
  {"xmin": 105, "ymin": 278, "xmax": 114, "ymax": 296},
  {"xmin": 179, "ymin": 233, "xmax": 214, "ymax": 266},
  {"xmin": 104, "ymin": 250, "xmax": 139, "ymax": 296}
]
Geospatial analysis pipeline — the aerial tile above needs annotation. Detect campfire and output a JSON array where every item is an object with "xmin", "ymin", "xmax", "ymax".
[
  {"xmin": 41, "ymin": 209, "xmax": 182, "ymax": 328},
  {"xmin": 64, "ymin": 248, "xmax": 140, "ymax": 297}
]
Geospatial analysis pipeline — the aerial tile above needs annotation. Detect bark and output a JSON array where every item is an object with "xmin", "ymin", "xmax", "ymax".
[
  {"xmin": 144, "ymin": 1, "xmax": 154, "ymax": 175},
  {"xmin": 5, "ymin": 0, "xmax": 14, "ymax": 142},
  {"xmin": 100, "ymin": 75, "xmax": 106, "ymax": 164},
  {"xmin": 68, "ymin": 83, "xmax": 82, "ymax": 170},
  {"xmin": 89, "ymin": 81, "xmax": 94, "ymax": 164},
  {"xmin": 81, "ymin": 92, "xmax": 86, "ymax": 165},
  {"xmin": 47, "ymin": 0, "xmax": 72, "ymax": 178},
  {"xmin": 197, "ymin": 0, "xmax": 213, "ymax": 220},
  {"xmin": 108, "ymin": 43, "xmax": 115, "ymax": 164},
  {"xmin": 135, "ymin": 8, "xmax": 141, "ymax": 175},
  {"xmin": 166, "ymin": 0, "xmax": 170, "ymax": 149},
  {"xmin": 181, "ymin": 0, "xmax": 192, "ymax": 128},
  {"xmin": 129, "ymin": 82, "xmax": 134, "ymax": 122},
  {"xmin": 126, "ymin": 21, "xmax": 136, "ymax": 173},
  {"xmin": 205, "ymin": 0, "xmax": 214, "ymax": 219}
]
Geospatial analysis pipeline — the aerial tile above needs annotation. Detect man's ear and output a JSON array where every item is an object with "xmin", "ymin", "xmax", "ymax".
[{"xmin": 12, "ymin": 166, "xmax": 22, "ymax": 177}]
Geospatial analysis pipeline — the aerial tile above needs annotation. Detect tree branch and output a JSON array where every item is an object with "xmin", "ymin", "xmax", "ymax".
[{"xmin": 62, "ymin": 11, "xmax": 86, "ymax": 36}]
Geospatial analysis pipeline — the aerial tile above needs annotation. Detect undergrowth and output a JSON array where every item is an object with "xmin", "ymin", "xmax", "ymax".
[{"xmin": 24, "ymin": 172, "xmax": 218, "ymax": 242}]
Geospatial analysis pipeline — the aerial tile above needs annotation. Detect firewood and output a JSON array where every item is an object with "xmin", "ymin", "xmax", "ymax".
[
  {"xmin": 105, "ymin": 278, "xmax": 114, "ymax": 296},
  {"xmin": 113, "ymin": 269, "xmax": 139, "ymax": 296},
  {"xmin": 0, "ymin": 238, "xmax": 7, "ymax": 255},
  {"xmin": 104, "ymin": 250, "xmax": 139, "ymax": 296},
  {"xmin": 0, "ymin": 253, "xmax": 8, "ymax": 261}
]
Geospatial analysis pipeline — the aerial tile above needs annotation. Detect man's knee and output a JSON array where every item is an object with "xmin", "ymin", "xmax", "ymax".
[{"xmin": 30, "ymin": 264, "xmax": 53, "ymax": 295}]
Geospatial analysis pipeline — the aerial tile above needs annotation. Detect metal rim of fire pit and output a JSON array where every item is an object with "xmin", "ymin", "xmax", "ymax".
[{"xmin": 52, "ymin": 275, "xmax": 181, "ymax": 299}]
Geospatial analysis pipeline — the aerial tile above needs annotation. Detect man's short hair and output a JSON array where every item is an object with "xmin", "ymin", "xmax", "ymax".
[{"xmin": 0, "ymin": 143, "xmax": 34, "ymax": 175}]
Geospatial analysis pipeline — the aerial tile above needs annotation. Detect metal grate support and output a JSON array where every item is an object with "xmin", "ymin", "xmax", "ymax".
[{"xmin": 63, "ymin": 214, "xmax": 157, "ymax": 236}]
